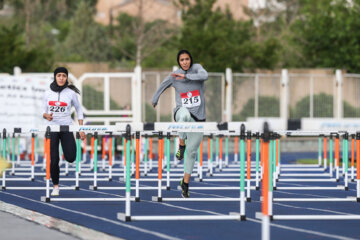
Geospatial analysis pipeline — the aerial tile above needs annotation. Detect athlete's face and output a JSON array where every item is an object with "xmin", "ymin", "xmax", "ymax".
[
  {"xmin": 179, "ymin": 53, "xmax": 191, "ymax": 71},
  {"xmin": 56, "ymin": 72, "xmax": 67, "ymax": 86}
]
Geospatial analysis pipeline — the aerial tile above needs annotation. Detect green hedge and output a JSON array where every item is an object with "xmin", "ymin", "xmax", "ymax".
[{"xmin": 233, "ymin": 96, "xmax": 280, "ymax": 121}]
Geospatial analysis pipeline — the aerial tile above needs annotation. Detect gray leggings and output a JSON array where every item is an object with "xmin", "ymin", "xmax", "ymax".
[{"xmin": 175, "ymin": 107, "xmax": 203, "ymax": 174}]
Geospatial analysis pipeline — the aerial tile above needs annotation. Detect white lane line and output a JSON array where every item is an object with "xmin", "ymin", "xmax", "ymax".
[
  {"xmin": 274, "ymin": 202, "xmax": 356, "ymax": 215},
  {"xmin": 0, "ymin": 200, "xmax": 122, "ymax": 240},
  {"xmin": 247, "ymin": 218, "xmax": 357, "ymax": 240},
  {"xmin": 0, "ymin": 191, "xmax": 181, "ymax": 240}
]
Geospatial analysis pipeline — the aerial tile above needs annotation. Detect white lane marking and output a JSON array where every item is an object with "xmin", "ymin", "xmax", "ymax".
[
  {"xmin": 0, "ymin": 191, "xmax": 181, "ymax": 240},
  {"xmin": 247, "ymin": 218, "xmax": 357, "ymax": 240}
]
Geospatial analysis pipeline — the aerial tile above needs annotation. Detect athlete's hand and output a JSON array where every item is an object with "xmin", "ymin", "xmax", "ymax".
[
  {"xmin": 43, "ymin": 113, "xmax": 53, "ymax": 121},
  {"xmin": 79, "ymin": 131, "xmax": 86, "ymax": 140},
  {"xmin": 171, "ymin": 73, "xmax": 185, "ymax": 80}
]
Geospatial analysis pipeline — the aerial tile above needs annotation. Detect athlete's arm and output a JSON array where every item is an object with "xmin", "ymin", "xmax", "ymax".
[
  {"xmin": 184, "ymin": 64, "xmax": 208, "ymax": 81},
  {"xmin": 72, "ymin": 93, "xmax": 86, "ymax": 140},
  {"xmin": 151, "ymin": 74, "xmax": 173, "ymax": 107},
  {"xmin": 42, "ymin": 92, "xmax": 53, "ymax": 121}
]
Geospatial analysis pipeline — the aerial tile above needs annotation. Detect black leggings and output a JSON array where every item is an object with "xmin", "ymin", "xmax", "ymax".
[{"xmin": 50, "ymin": 132, "xmax": 76, "ymax": 185}]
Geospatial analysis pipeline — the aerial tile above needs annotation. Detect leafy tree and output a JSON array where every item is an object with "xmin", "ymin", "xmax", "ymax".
[
  {"xmin": 290, "ymin": 0, "xmax": 360, "ymax": 72},
  {"xmin": 60, "ymin": 1, "xmax": 112, "ymax": 62},
  {"xmin": 112, "ymin": 1, "xmax": 178, "ymax": 67},
  {"xmin": 175, "ymin": 0, "xmax": 280, "ymax": 72},
  {"xmin": 0, "ymin": 25, "xmax": 53, "ymax": 73}
]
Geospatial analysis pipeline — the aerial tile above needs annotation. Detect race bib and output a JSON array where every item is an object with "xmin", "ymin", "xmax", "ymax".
[
  {"xmin": 48, "ymin": 101, "xmax": 68, "ymax": 113},
  {"xmin": 181, "ymin": 90, "xmax": 201, "ymax": 108}
]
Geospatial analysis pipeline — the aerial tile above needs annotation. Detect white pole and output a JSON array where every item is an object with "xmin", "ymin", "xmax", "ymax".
[
  {"xmin": 246, "ymin": 179, "xmax": 251, "ymax": 201},
  {"xmin": 262, "ymin": 215, "xmax": 270, "ymax": 240},
  {"xmin": 280, "ymin": 69, "xmax": 289, "ymax": 119},
  {"xmin": 125, "ymin": 191, "xmax": 131, "ymax": 218},
  {"xmin": 136, "ymin": 179, "xmax": 139, "ymax": 200},
  {"xmin": 65, "ymin": 161, "xmax": 69, "ymax": 176},
  {"xmin": 336, "ymin": 69, "xmax": 343, "ymax": 119},
  {"xmin": 133, "ymin": 66, "xmax": 142, "ymax": 122},
  {"xmin": 268, "ymin": 192, "xmax": 273, "ymax": 216},
  {"xmin": 240, "ymin": 191, "xmax": 245, "ymax": 219},
  {"xmin": 31, "ymin": 165, "xmax": 34, "ymax": 181},
  {"xmin": 158, "ymin": 179, "xmax": 162, "ymax": 200},
  {"xmin": 225, "ymin": 68, "xmax": 233, "ymax": 122}
]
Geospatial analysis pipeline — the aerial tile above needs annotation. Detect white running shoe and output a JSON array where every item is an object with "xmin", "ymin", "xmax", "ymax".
[{"xmin": 51, "ymin": 187, "xmax": 60, "ymax": 196}]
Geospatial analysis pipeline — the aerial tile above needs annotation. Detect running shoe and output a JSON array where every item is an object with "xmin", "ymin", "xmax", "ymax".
[
  {"xmin": 51, "ymin": 187, "xmax": 60, "ymax": 196},
  {"xmin": 180, "ymin": 179, "xmax": 189, "ymax": 198},
  {"xmin": 176, "ymin": 145, "xmax": 185, "ymax": 161}
]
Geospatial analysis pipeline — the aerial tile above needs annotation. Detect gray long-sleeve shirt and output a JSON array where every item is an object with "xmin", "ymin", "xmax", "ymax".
[{"xmin": 152, "ymin": 63, "xmax": 208, "ymax": 121}]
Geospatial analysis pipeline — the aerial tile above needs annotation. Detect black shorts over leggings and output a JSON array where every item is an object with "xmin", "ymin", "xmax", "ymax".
[{"xmin": 50, "ymin": 132, "xmax": 76, "ymax": 185}]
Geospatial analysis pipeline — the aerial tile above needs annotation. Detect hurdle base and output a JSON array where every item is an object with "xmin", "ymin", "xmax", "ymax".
[
  {"xmin": 10, "ymin": 172, "xmax": 15, "ymax": 176},
  {"xmin": 246, "ymin": 197, "xmax": 251, "ymax": 202},
  {"xmin": 152, "ymin": 196, "xmax": 162, "ymax": 202},
  {"xmin": 89, "ymin": 185, "xmax": 98, "ymax": 190},
  {"xmin": 75, "ymin": 186, "xmax": 80, "ymax": 190},
  {"xmin": 117, "ymin": 213, "xmax": 131, "ymax": 222},
  {"xmin": 273, "ymin": 187, "xmax": 277, "ymax": 190},
  {"xmin": 40, "ymin": 196, "xmax": 50, "ymax": 202},
  {"xmin": 108, "ymin": 178, "xmax": 112, "ymax": 182},
  {"xmin": 256, "ymin": 187, "xmax": 260, "ymax": 190},
  {"xmin": 357, "ymin": 198, "xmax": 360, "ymax": 202},
  {"xmin": 2, "ymin": 186, "xmax": 6, "ymax": 190},
  {"xmin": 336, "ymin": 179, "xmax": 339, "ymax": 182},
  {"xmin": 166, "ymin": 186, "xmax": 170, "ymax": 190},
  {"xmin": 119, "ymin": 177, "xmax": 125, "ymax": 182},
  {"xmin": 345, "ymin": 187, "xmax": 349, "ymax": 191},
  {"xmin": 351, "ymin": 179, "xmax": 354, "ymax": 182},
  {"xmin": 229, "ymin": 212, "xmax": 243, "ymax": 221},
  {"xmin": 135, "ymin": 197, "xmax": 140, "ymax": 202},
  {"xmin": 194, "ymin": 178, "xmax": 201, "ymax": 182},
  {"xmin": 31, "ymin": 178, "xmax": 34, "ymax": 182}
]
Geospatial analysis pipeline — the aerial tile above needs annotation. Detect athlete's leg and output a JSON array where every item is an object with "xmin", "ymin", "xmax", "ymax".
[
  {"xmin": 50, "ymin": 132, "xmax": 60, "ymax": 186},
  {"xmin": 60, "ymin": 132, "xmax": 76, "ymax": 163}
]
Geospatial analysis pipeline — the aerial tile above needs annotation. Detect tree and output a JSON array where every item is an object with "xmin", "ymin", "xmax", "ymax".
[
  {"xmin": 175, "ymin": 0, "xmax": 279, "ymax": 72},
  {"xmin": 290, "ymin": 0, "xmax": 360, "ymax": 72},
  {"xmin": 112, "ymin": 0, "xmax": 178, "ymax": 67},
  {"xmin": 0, "ymin": 24, "xmax": 53, "ymax": 73},
  {"xmin": 60, "ymin": 1, "xmax": 112, "ymax": 62}
]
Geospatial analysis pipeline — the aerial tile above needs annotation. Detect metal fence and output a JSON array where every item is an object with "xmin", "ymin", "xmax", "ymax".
[
  {"xmin": 142, "ymin": 71, "xmax": 225, "ymax": 122},
  {"xmin": 5, "ymin": 67, "xmax": 359, "ymax": 124}
]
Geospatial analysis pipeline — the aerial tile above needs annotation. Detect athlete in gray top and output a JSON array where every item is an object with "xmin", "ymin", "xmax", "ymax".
[{"xmin": 152, "ymin": 50, "xmax": 208, "ymax": 198}]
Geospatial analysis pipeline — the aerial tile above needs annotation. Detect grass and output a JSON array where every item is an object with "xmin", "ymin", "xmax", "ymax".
[
  {"xmin": 296, "ymin": 159, "xmax": 318, "ymax": 164},
  {"xmin": 296, "ymin": 158, "xmax": 354, "ymax": 166}
]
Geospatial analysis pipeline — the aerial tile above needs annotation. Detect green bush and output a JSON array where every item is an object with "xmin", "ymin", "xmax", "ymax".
[
  {"xmin": 145, "ymin": 103, "xmax": 156, "ymax": 122},
  {"xmin": 82, "ymin": 85, "xmax": 120, "ymax": 110},
  {"xmin": 233, "ymin": 96, "xmax": 280, "ymax": 121},
  {"xmin": 290, "ymin": 93, "xmax": 333, "ymax": 118}
]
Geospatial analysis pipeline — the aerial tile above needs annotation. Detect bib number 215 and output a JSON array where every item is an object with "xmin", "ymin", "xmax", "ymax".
[{"xmin": 181, "ymin": 90, "xmax": 201, "ymax": 108}]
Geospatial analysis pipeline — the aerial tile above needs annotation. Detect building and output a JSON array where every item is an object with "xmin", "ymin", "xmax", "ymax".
[{"xmin": 95, "ymin": 0, "xmax": 258, "ymax": 25}]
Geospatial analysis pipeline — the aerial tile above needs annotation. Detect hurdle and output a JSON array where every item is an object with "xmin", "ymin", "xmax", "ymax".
[
  {"xmin": 257, "ymin": 130, "xmax": 360, "ymax": 223},
  {"xmin": 118, "ymin": 122, "xmax": 247, "ymax": 221},
  {"xmin": 39, "ymin": 124, "xmax": 141, "ymax": 202}
]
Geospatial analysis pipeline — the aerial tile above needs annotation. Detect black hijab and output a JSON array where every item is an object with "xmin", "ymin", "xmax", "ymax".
[
  {"xmin": 177, "ymin": 49, "xmax": 193, "ymax": 71},
  {"xmin": 51, "ymin": 67, "xmax": 80, "ymax": 94}
]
